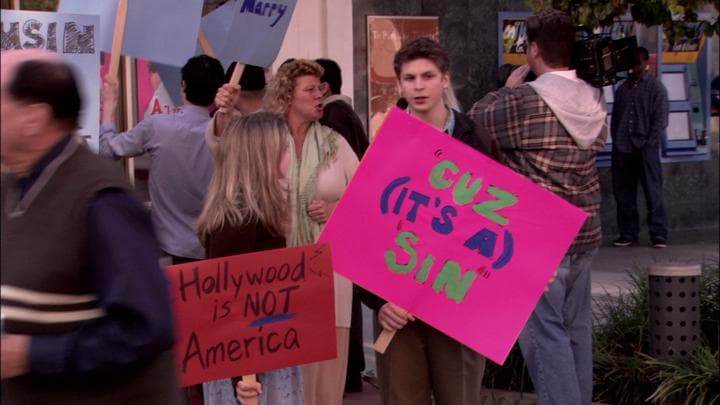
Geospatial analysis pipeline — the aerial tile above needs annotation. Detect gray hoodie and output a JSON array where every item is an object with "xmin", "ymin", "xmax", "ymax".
[{"xmin": 528, "ymin": 70, "xmax": 608, "ymax": 149}]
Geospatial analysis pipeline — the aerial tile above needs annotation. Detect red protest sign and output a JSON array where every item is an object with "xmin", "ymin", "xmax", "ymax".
[{"xmin": 166, "ymin": 244, "xmax": 337, "ymax": 387}]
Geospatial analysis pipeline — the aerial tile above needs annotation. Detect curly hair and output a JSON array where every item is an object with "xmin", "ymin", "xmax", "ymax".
[{"xmin": 264, "ymin": 59, "xmax": 324, "ymax": 113}]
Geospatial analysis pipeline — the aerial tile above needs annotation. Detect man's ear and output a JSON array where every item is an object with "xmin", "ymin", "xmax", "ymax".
[
  {"xmin": 529, "ymin": 41, "xmax": 540, "ymax": 61},
  {"xmin": 22, "ymin": 103, "xmax": 53, "ymax": 137},
  {"xmin": 442, "ymin": 72, "xmax": 450, "ymax": 89}
]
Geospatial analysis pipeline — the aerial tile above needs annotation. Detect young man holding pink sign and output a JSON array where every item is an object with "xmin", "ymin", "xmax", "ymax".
[
  {"xmin": 468, "ymin": 10, "xmax": 608, "ymax": 405},
  {"xmin": 368, "ymin": 37, "xmax": 498, "ymax": 405}
]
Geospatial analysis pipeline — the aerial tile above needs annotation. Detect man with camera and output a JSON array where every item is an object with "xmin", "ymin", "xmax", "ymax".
[
  {"xmin": 468, "ymin": 10, "xmax": 607, "ymax": 405},
  {"xmin": 610, "ymin": 46, "xmax": 669, "ymax": 249}
]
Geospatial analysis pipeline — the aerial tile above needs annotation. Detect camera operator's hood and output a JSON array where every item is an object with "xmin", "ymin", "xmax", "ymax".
[{"xmin": 528, "ymin": 70, "xmax": 607, "ymax": 150}]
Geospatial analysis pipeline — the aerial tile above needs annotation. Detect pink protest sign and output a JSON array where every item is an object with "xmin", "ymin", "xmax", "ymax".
[{"xmin": 319, "ymin": 107, "xmax": 588, "ymax": 364}]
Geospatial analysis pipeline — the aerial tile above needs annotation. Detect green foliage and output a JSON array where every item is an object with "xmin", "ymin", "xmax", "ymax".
[
  {"xmin": 592, "ymin": 271, "xmax": 658, "ymax": 404},
  {"xmin": 525, "ymin": 0, "xmax": 720, "ymax": 43},
  {"xmin": 592, "ymin": 261, "xmax": 720, "ymax": 404},
  {"xmin": 643, "ymin": 347, "xmax": 720, "ymax": 405}
]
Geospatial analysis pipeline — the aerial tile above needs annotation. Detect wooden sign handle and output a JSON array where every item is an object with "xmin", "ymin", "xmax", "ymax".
[
  {"xmin": 229, "ymin": 62, "xmax": 246, "ymax": 85},
  {"xmin": 373, "ymin": 329, "xmax": 396, "ymax": 353},
  {"xmin": 12, "ymin": 0, "xmax": 20, "ymax": 9},
  {"xmin": 108, "ymin": 0, "xmax": 128, "ymax": 79},
  {"xmin": 198, "ymin": 30, "xmax": 216, "ymax": 58},
  {"xmin": 241, "ymin": 374, "xmax": 259, "ymax": 405}
]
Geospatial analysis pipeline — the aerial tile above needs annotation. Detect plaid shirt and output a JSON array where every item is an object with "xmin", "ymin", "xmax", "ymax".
[{"xmin": 468, "ymin": 84, "xmax": 608, "ymax": 253}]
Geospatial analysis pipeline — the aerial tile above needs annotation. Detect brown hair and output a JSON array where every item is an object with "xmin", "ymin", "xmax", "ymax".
[
  {"xmin": 264, "ymin": 59, "xmax": 324, "ymax": 113},
  {"xmin": 526, "ymin": 10, "xmax": 576, "ymax": 68},
  {"xmin": 392, "ymin": 37, "xmax": 449, "ymax": 78}
]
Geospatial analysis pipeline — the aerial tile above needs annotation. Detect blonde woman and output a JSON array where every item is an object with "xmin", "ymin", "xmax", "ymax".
[
  {"xmin": 197, "ymin": 112, "xmax": 302, "ymax": 405},
  {"xmin": 214, "ymin": 60, "xmax": 359, "ymax": 405}
]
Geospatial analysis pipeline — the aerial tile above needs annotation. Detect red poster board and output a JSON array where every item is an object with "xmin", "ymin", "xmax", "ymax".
[{"xmin": 166, "ymin": 244, "xmax": 337, "ymax": 386}]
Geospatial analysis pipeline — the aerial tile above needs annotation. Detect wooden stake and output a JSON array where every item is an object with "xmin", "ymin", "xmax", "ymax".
[
  {"xmin": 12, "ymin": 0, "xmax": 20, "ymax": 9},
  {"xmin": 373, "ymin": 329, "xmax": 396, "ymax": 353},
  {"xmin": 229, "ymin": 62, "xmax": 246, "ymax": 85},
  {"xmin": 197, "ymin": 30, "xmax": 216, "ymax": 58},
  {"xmin": 108, "ymin": 0, "xmax": 128, "ymax": 79},
  {"xmin": 241, "ymin": 374, "xmax": 259, "ymax": 405}
]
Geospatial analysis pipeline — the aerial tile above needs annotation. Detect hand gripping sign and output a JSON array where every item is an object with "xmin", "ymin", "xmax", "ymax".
[
  {"xmin": 319, "ymin": 108, "xmax": 588, "ymax": 364},
  {"xmin": 165, "ymin": 244, "xmax": 336, "ymax": 386}
]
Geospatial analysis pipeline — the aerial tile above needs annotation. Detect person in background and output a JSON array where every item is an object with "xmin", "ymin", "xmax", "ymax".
[
  {"xmin": 610, "ymin": 46, "xmax": 669, "ymax": 248},
  {"xmin": 1, "ymin": 49, "xmax": 182, "ymax": 405},
  {"xmin": 468, "ymin": 10, "xmax": 607, "ymax": 405},
  {"xmin": 314, "ymin": 57, "xmax": 368, "ymax": 393},
  {"xmin": 100, "ymin": 55, "xmax": 223, "ymax": 405},
  {"xmin": 315, "ymin": 58, "xmax": 369, "ymax": 159},
  {"xmin": 197, "ymin": 112, "xmax": 303, "ymax": 405},
  {"xmin": 367, "ymin": 37, "xmax": 496, "ymax": 405},
  {"xmin": 100, "ymin": 55, "xmax": 224, "ymax": 265}
]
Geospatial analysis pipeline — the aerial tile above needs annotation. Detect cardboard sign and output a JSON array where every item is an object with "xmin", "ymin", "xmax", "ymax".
[
  {"xmin": 1, "ymin": 10, "xmax": 100, "ymax": 152},
  {"xmin": 166, "ymin": 244, "xmax": 337, "ymax": 386},
  {"xmin": 319, "ymin": 108, "xmax": 588, "ymax": 364},
  {"xmin": 199, "ymin": 0, "xmax": 297, "ymax": 68},
  {"xmin": 58, "ymin": 0, "xmax": 203, "ymax": 66}
]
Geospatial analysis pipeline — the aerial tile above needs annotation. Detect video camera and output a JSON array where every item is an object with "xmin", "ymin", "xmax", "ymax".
[{"xmin": 572, "ymin": 32, "xmax": 638, "ymax": 88}]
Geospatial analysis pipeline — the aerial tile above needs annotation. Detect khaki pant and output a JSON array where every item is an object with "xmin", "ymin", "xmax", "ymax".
[
  {"xmin": 302, "ymin": 327, "xmax": 350, "ymax": 405},
  {"xmin": 377, "ymin": 321, "xmax": 485, "ymax": 405}
]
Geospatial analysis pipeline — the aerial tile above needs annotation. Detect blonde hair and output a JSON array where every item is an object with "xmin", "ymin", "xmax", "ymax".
[
  {"xmin": 265, "ymin": 59, "xmax": 324, "ymax": 113},
  {"xmin": 443, "ymin": 84, "xmax": 461, "ymax": 111},
  {"xmin": 197, "ymin": 112, "xmax": 290, "ymax": 239}
]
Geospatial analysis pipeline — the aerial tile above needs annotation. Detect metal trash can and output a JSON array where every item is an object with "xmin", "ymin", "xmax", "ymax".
[{"xmin": 648, "ymin": 263, "xmax": 702, "ymax": 361}]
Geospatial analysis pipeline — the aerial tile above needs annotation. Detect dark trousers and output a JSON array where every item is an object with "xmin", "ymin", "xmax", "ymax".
[
  {"xmin": 611, "ymin": 145, "xmax": 668, "ymax": 240},
  {"xmin": 345, "ymin": 287, "xmax": 366, "ymax": 392}
]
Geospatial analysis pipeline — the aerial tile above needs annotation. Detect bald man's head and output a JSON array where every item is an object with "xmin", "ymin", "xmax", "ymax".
[
  {"xmin": 1, "ymin": 50, "xmax": 82, "ymax": 173},
  {"xmin": 1, "ymin": 49, "xmax": 82, "ymax": 131}
]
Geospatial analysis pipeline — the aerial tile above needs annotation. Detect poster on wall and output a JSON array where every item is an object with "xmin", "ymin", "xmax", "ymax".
[
  {"xmin": 100, "ymin": 53, "xmax": 182, "ymax": 123},
  {"xmin": 367, "ymin": 16, "xmax": 439, "ymax": 140},
  {"xmin": 135, "ymin": 59, "xmax": 182, "ymax": 120},
  {"xmin": 662, "ymin": 22, "xmax": 706, "ymax": 64},
  {"xmin": 1, "ymin": 10, "xmax": 100, "ymax": 151},
  {"xmin": 501, "ymin": 17, "xmax": 529, "ymax": 65}
]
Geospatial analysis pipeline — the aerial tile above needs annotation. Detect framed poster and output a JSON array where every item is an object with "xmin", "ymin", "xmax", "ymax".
[
  {"xmin": 367, "ymin": 16, "xmax": 439, "ymax": 140},
  {"xmin": 500, "ymin": 16, "xmax": 529, "ymax": 65},
  {"xmin": 663, "ymin": 22, "xmax": 706, "ymax": 64}
]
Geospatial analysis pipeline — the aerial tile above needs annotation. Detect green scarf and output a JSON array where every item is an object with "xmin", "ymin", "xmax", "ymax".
[{"xmin": 287, "ymin": 121, "xmax": 338, "ymax": 246}]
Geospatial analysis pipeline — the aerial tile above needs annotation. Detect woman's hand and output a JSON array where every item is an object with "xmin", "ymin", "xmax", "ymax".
[
  {"xmin": 307, "ymin": 199, "xmax": 336, "ymax": 224},
  {"xmin": 215, "ymin": 83, "xmax": 240, "ymax": 113},
  {"xmin": 378, "ymin": 302, "xmax": 415, "ymax": 332},
  {"xmin": 235, "ymin": 379, "xmax": 262, "ymax": 404}
]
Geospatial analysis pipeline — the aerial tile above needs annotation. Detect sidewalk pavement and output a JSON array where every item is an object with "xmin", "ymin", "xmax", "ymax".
[{"xmin": 343, "ymin": 235, "xmax": 720, "ymax": 405}]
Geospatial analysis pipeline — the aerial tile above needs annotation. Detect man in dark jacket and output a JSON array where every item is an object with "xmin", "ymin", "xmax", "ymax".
[
  {"xmin": 1, "ymin": 49, "xmax": 182, "ymax": 405},
  {"xmin": 369, "ymin": 37, "xmax": 495, "ymax": 405},
  {"xmin": 316, "ymin": 58, "xmax": 369, "ymax": 159}
]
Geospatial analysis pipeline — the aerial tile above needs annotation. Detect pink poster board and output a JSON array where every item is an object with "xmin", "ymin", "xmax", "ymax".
[{"xmin": 319, "ymin": 107, "xmax": 588, "ymax": 364}]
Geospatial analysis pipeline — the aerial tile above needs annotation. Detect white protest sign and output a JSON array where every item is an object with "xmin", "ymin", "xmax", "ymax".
[{"xmin": 1, "ymin": 10, "xmax": 101, "ymax": 152}]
